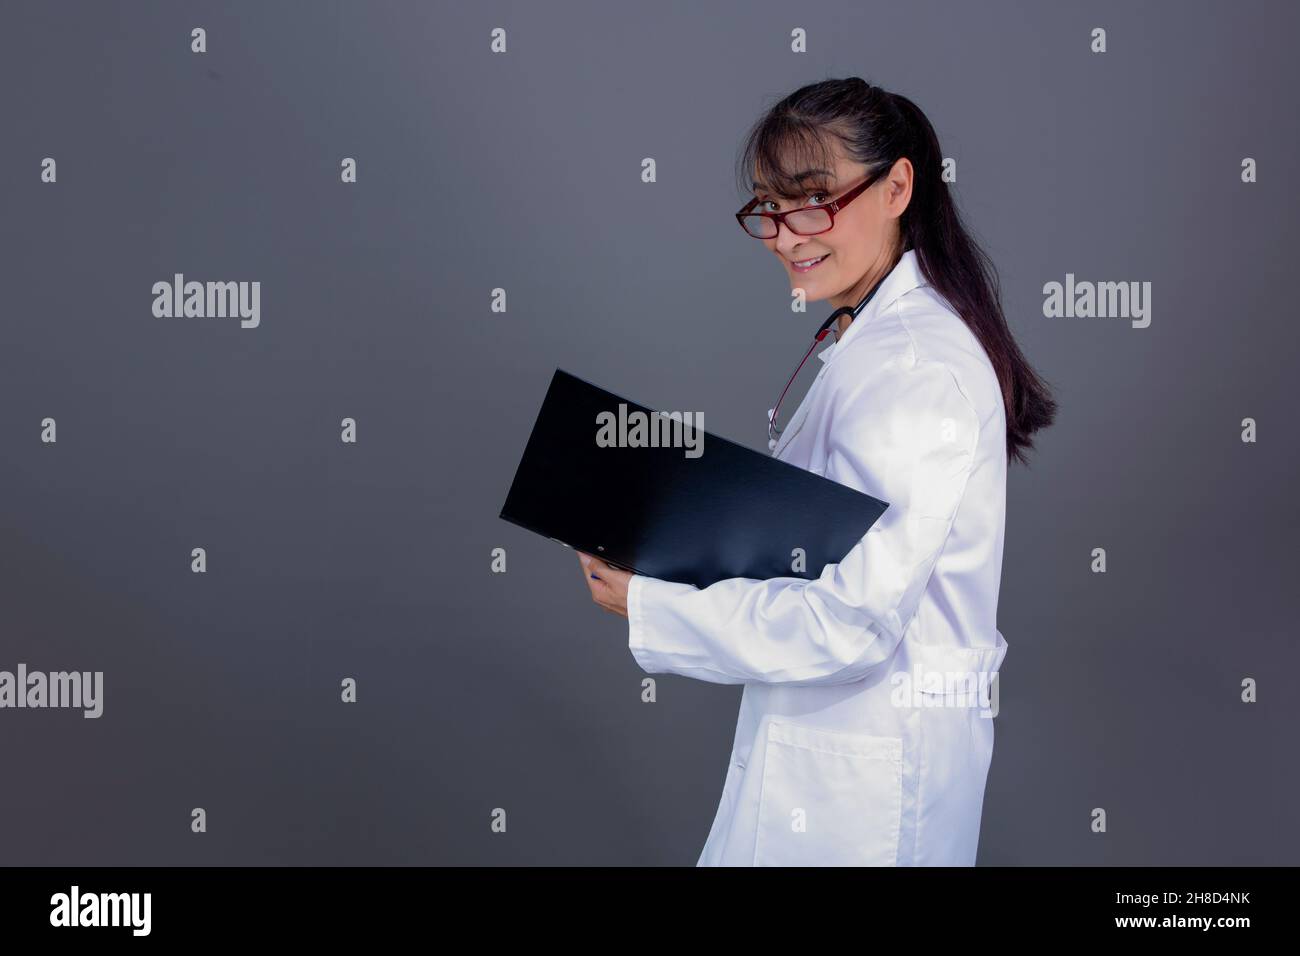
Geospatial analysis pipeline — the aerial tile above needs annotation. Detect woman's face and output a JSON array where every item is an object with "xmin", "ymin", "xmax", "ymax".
[{"xmin": 752, "ymin": 143, "xmax": 911, "ymax": 308}]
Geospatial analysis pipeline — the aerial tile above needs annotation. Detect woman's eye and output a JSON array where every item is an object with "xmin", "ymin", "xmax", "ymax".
[{"xmin": 760, "ymin": 192, "xmax": 827, "ymax": 212}]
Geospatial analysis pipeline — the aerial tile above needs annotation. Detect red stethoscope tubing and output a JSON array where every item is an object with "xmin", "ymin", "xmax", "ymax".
[{"xmin": 767, "ymin": 274, "xmax": 889, "ymax": 449}]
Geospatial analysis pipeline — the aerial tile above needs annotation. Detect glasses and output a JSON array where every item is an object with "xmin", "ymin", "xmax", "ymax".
[{"xmin": 735, "ymin": 169, "xmax": 885, "ymax": 239}]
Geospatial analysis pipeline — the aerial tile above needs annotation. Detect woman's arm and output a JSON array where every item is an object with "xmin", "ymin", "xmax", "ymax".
[{"xmin": 622, "ymin": 357, "xmax": 981, "ymax": 686}]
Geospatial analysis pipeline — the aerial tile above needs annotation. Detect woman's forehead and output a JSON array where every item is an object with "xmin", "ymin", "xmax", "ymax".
[
  {"xmin": 752, "ymin": 156, "xmax": 857, "ymax": 197},
  {"xmin": 753, "ymin": 133, "xmax": 856, "ymax": 187}
]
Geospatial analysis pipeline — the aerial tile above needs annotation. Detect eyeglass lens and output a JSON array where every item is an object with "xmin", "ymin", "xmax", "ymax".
[{"xmin": 742, "ymin": 207, "xmax": 833, "ymax": 238}]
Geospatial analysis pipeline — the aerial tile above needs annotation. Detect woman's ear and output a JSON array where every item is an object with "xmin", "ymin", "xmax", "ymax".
[{"xmin": 884, "ymin": 157, "xmax": 913, "ymax": 215}]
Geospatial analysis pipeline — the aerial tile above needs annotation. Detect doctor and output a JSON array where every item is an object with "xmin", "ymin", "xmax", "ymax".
[{"xmin": 580, "ymin": 78, "xmax": 1057, "ymax": 866}]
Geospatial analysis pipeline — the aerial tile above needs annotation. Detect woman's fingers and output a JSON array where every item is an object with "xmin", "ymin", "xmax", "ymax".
[
  {"xmin": 577, "ymin": 552, "xmax": 626, "ymax": 616},
  {"xmin": 578, "ymin": 552, "xmax": 630, "ymax": 618},
  {"xmin": 578, "ymin": 551, "xmax": 607, "ymax": 592}
]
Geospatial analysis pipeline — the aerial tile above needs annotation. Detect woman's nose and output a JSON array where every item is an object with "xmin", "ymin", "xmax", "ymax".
[{"xmin": 773, "ymin": 222, "xmax": 808, "ymax": 258}]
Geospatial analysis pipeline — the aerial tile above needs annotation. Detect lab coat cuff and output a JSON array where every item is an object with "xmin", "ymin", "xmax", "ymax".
[
  {"xmin": 627, "ymin": 574, "xmax": 650, "ymax": 667},
  {"xmin": 627, "ymin": 573, "xmax": 696, "ymax": 673}
]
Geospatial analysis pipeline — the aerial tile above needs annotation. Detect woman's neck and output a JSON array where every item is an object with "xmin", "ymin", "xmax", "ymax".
[{"xmin": 832, "ymin": 245, "xmax": 904, "ymax": 337}]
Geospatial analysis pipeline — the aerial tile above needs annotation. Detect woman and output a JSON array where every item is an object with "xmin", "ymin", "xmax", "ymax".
[{"xmin": 579, "ymin": 78, "xmax": 1056, "ymax": 866}]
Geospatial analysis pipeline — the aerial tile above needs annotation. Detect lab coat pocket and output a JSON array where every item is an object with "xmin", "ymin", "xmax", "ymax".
[{"xmin": 753, "ymin": 720, "xmax": 903, "ymax": 867}]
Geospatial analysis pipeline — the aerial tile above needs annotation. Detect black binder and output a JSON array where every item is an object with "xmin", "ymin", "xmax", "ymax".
[{"xmin": 499, "ymin": 369, "xmax": 890, "ymax": 590}]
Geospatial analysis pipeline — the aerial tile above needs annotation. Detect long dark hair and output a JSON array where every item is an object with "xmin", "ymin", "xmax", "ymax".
[{"xmin": 736, "ymin": 77, "xmax": 1056, "ymax": 466}]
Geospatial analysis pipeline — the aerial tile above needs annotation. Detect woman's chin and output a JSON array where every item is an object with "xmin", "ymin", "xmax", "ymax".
[{"xmin": 790, "ymin": 283, "xmax": 829, "ymax": 303}]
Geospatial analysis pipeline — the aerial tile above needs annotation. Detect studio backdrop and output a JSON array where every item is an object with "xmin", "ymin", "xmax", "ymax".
[{"xmin": 1, "ymin": 0, "xmax": 1296, "ymax": 865}]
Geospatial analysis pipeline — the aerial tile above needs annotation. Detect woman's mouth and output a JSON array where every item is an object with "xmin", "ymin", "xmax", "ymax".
[{"xmin": 791, "ymin": 253, "xmax": 830, "ymax": 273}]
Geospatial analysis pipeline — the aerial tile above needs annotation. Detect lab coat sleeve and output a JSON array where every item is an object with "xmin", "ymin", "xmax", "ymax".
[{"xmin": 625, "ymin": 357, "xmax": 980, "ymax": 686}]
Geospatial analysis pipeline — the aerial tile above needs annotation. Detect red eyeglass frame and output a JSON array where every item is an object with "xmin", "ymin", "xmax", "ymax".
[{"xmin": 735, "ymin": 168, "xmax": 886, "ymax": 238}]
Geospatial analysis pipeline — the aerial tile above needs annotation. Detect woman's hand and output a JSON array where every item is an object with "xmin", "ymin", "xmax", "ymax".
[{"xmin": 578, "ymin": 551, "xmax": 632, "ymax": 618}]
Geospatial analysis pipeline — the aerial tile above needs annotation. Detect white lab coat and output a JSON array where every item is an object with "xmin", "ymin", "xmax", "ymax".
[{"xmin": 626, "ymin": 248, "xmax": 1009, "ymax": 866}]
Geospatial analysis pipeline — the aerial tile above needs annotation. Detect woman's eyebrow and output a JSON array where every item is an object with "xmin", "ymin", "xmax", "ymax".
[{"xmin": 752, "ymin": 169, "xmax": 835, "ymax": 198}]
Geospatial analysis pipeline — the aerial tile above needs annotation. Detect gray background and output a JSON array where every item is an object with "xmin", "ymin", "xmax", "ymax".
[{"xmin": 1, "ymin": 0, "xmax": 1296, "ymax": 865}]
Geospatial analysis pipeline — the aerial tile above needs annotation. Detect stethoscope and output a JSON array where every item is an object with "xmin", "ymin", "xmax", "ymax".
[{"xmin": 766, "ymin": 270, "xmax": 889, "ymax": 451}]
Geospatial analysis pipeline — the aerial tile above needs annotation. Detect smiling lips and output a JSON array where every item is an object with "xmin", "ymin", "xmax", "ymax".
[{"xmin": 792, "ymin": 253, "xmax": 830, "ymax": 273}]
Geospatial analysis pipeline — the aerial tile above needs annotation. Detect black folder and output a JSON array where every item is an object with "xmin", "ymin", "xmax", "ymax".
[{"xmin": 499, "ymin": 369, "xmax": 890, "ymax": 590}]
